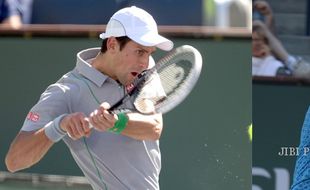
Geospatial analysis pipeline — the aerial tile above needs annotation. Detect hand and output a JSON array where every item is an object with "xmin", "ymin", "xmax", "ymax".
[
  {"xmin": 252, "ymin": 20, "xmax": 273, "ymax": 41},
  {"xmin": 255, "ymin": 44, "xmax": 270, "ymax": 58},
  {"xmin": 254, "ymin": 1, "xmax": 273, "ymax": 17},
  {"xmin": 1, "ymin": 15, "xmax": 22, "ymax": 29},
  {"xmin": 60, "ymin": 113, "xmax": 91, "ymax": 140},
  {"xmin": 88, "ymin": 102, "xmax": 118, "ymax": 132}
]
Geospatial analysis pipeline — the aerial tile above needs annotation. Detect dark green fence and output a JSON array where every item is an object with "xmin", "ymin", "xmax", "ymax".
[
  {"xmin": 253, "ymin": 79, "xmax": 310, "ymax": 190},
  {"xmin": 0, "ymin": 34, "xmax": 251, "ymax": 189}
]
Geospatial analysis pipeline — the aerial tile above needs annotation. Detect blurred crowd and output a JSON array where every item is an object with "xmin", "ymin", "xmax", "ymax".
[
  {"xmin": 252, "ymin": 0, "xmax": 310, "ymax": 81},
  {"xmin": 0, "ymin": 0, "xmax": 252, "ymax": 29},
  {"xmin": 0, "ymin": 0, "xmax": 32, "ymax": 29}
]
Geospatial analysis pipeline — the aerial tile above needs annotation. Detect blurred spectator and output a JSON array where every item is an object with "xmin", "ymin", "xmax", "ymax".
[
  {"xmin": 115, "ymin": 0, "xmax": 132, "ymax": 9},
  {"xmin": 203, "ymin": 0, "xmax": 251, "ymax": 28},
  {"xmin": 253, "ymin": 0, "xmax": 274, "ymax": 33},
  {"xmin": 252, "ymin": 21, "xmax": 290, "ymax": 77},
  {"xmin": 252, "ymin": 0, "xmax": 310, "ymax": 81},
  {"xmin": 0, "ymin": 0, "xmax": 33, "ymax": 29}
]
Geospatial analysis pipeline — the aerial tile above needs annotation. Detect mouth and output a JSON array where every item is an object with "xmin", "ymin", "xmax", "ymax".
[{"xmin": 131, "ymin": 72, "xmax": 139, "ymax": 77}]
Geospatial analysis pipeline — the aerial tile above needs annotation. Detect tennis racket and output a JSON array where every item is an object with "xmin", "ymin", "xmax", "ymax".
[{"xmin": 89, "ymin": 45, "xmax": 202, "ymax": 128}]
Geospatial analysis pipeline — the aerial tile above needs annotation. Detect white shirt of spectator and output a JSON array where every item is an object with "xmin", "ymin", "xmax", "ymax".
[{"xmin": 252, "ymin": 55, "xmax": 284, "ymax": 77}]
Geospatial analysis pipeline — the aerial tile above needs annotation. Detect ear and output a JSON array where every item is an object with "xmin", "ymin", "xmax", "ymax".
[{"xmin": 106, "ymin": 37, "xmax": 119, "ymax": 52}]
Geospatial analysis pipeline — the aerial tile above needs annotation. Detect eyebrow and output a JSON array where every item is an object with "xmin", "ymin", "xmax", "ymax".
[{"xmin": 137, "ymin": 45, "xmax": 156, "ymax": 54}]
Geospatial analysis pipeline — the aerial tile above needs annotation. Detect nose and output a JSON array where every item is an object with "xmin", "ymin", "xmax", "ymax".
[{"xmin": 139, "ymin": 56, "xmax": 149, "ymax": 69}]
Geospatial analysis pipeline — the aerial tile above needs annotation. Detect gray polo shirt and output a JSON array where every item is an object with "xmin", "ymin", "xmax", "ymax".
[{"xmin": 21, "ymin": 48, "xmax": 162, "ymax": 190}]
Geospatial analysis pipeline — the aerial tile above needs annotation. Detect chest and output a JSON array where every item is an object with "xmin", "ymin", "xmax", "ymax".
[{"xmin": 71, "ymin": 79, "xmax": 134, "ymax": 115}]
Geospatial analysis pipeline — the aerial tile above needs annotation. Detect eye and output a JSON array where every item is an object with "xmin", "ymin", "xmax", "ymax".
[{"xmin": 136, "ymin": 49, "xmax": 145, "ymax": 56}]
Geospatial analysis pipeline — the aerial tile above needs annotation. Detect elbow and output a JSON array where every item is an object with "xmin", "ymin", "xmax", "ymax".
[
  {"xmin": 149, "ymin": 124, "xmax": 162, "ymax": 141},
  {"xmin": 5, "ymin": 152, "xmax": 28, "ymax": 173},
  {"xmin": 135, "ymin": 123, "xmax": 162, "ymax": 141},
  {"xmin": 5, "ymin": 154, "xmax": 18, "ymax": 173},
  {"xmin": 149, "ymin": 117, "xmax": 163, "ymax": 140},
  {"xmin": 150, "ymin": 131, "xmax": 161, "ymax": 141}
]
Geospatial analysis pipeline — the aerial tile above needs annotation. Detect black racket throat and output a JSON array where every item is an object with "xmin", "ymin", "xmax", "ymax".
[{"xmin": 108, "ymin": 69, "xmax": 152, "ymax": 112}]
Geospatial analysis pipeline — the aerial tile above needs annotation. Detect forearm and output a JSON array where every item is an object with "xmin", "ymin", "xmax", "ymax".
[
  {"xmin": 265, "ymin": 15, "xmax": 275, "ymax": 33},
  {"xmin": 266, "ymin": 30, "xmax": 289, "ymax": 62},
  {"xmin": 5, "ymin": 128, "xmax": 54, "ymax": 172},
  {"xmin": 88, "ymin": 103, "xmax": 164, "ymax": 141},
  {"xmin": 121, "ymin": 113, "xmax": 163, "ymax": 141},
  {"xmin": 254, "ymin": 20, "xmax": 289, "ymax": 62}
]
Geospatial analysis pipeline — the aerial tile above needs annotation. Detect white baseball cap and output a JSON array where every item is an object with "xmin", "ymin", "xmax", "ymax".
[{"xmin": 99, "ymin": 6, "xmax": 174, "ymax": 51}]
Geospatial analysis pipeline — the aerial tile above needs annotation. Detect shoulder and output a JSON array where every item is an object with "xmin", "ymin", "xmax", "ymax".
[
  {"xmin": 40, "ymin": 72, "xmax": 82, "ymax": 101},
  {"xmin": 265, "ymin": 55, "xmax": 282, "ymax": 63}
]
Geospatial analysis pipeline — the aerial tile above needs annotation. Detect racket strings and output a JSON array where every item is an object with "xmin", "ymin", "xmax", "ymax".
[
  {"xmin": 128, "ymin": 45, "xmax": 202, "ymax": 114},
  {"xmin": 134, "ymin": 52, "xmax": 197, "ymax": 114}
]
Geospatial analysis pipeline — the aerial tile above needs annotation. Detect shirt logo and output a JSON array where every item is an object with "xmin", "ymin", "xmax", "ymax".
[
  {"xmin": 126, "ymin": 83, "xmax": 135, "ymax": 92},
  {"xmin": 27, "ymin": 112, "xmax": 40, "ymax": 122}
]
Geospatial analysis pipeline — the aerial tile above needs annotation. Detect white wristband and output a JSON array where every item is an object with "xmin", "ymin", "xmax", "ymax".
[{"xmin": 44, "ymin": 114, "xmax": 67, "ymax": 142}]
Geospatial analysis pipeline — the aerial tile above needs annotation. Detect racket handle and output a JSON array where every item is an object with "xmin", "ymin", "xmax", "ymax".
[{"xmin": 108, "ymin": 94, "xmax": 132, "ymax": 111}]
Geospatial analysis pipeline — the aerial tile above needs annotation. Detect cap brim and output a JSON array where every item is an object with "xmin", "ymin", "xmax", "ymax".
[{"xmin": 129, "ymin": 32, "xmax": 174, "ymax": 51}]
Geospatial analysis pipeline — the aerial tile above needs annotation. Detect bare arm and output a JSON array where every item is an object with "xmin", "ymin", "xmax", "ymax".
[
  {"xmin": 5, "ymin": 110, "xmax": 97, "ymax": 173},
  {"xmin": 122, "ymin": 112, "xmax": 163, "ymax": 141},
  {"xmin": 1, "ymin": 15, "xmax": 22, "ymax": 29},
  {"xmin": 5, "ymin": 100, "xmax": 162, "ymax": 173},
  {"xmin": 5, "ymin": 128, "xmax": 54, "ymax": 173},
  {"xmin": 253, "ymin": 20, "xmax": 289, "ymax": 62},
  {"xmin": 89, "ymin": 103, "xmax": 163, "ymax": 141}
]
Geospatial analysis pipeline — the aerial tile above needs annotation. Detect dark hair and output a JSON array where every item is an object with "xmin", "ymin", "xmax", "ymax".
[{"xmin": 100, "ymin": 36, "xmax": 131, "ymax": 53}]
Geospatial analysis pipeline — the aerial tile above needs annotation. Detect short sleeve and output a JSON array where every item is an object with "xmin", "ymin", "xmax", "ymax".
[{"xmin": 21, "ymin": 83, "xmax": 70, "ymax": 131}]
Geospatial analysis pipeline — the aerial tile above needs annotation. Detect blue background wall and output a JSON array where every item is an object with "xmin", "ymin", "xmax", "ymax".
[{"xmin": 31, "ymin": 0, "xmax": 202, "ymax": 25}]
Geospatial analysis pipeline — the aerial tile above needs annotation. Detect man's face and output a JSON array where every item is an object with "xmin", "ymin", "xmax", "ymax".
[
  {"xmin": 252, "ymin": 31, "xmax": 269, "ymax": 58},
  {"xmin": 114, "ymin": 40, "xmax": 156, "ymax": 85}
]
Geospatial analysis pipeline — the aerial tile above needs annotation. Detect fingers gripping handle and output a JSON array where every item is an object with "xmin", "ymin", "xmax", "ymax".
[
  {"xmin": 84, "ymin": 117, "xmax": 94, "ymax": 129},
  {"xmin": 85, "ymin": 111, "xmax": 129, "ymax": 133}
]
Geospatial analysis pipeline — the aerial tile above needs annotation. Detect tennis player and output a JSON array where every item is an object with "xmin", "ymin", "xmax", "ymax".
[
  {"xmin": 5, "ymin": 6, "xmax": 173, "ymax": 190},
  {"xmin": 291, "ymin": 107, "xmax": 310, "ymax": 190}
]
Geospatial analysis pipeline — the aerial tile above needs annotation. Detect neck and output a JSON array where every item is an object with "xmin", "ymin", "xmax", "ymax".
[{"xmin": 92, "ymin": 53, "xmax": 117, "ymax": 80}]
